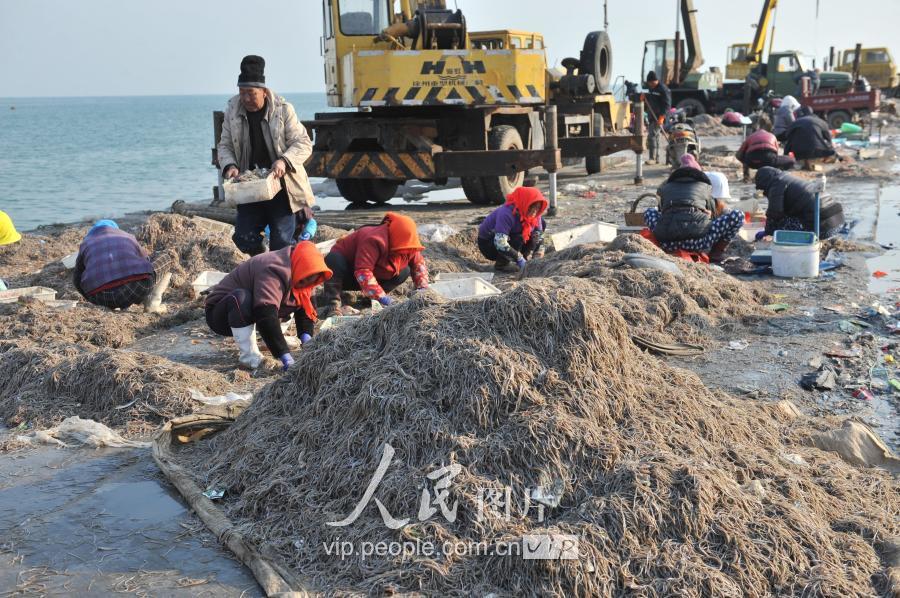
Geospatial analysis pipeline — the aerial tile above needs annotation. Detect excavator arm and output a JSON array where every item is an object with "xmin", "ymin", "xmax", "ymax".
[
  {"xmin": 680, "ymin": 0, "xmax": 704, "ymax": 75},
  {"xmin": 748, "ymin": 0, "xmax": 778, "ymax": 64}
]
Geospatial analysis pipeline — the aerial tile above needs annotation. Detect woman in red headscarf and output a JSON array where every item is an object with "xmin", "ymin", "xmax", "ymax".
[
  {"xmin": 477, "ymin": 186, "xmax": 549, "ymax": 271},
  {"xmin": 205, "ymin": 241, "xmax": 332, "ymax": 371},
  {"xmin": 322, "ymin": 212, "xmax": 429, "ymax": 315}
]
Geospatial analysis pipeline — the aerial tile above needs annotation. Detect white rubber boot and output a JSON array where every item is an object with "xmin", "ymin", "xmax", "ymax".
[
  {"xmin": 231, "ymin": 325, "xmax": 264, "ymax": 369},
  {"xmin": 143, "ymin": 272, "xmax": 172, "ymax": 314}
]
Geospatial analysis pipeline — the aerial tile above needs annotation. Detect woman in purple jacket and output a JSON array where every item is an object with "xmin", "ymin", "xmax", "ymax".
[
  {"xmin": 477, "ymin": 187, "xmax": 549, "ymax": 272},
  {"xmin": 73, "ymin": 220, "xmax": 172, "ymax": 312}
]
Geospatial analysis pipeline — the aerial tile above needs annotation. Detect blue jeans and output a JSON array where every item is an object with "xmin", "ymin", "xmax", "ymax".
[
  {"xmin": 232, "ymin": 191, "xmax": 296, "ymax": 256},
  {"xmin": 645, "ymin": 208, "xmax": 744, "ymax": 253}
]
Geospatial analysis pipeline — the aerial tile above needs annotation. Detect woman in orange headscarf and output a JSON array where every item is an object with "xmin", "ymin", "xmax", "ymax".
[
  {"xmin": 205, "ymin": 241, "xmax": 332, "ymax": 371},
  {"xmin": 322, "ymin": 213, "xmax": 429, "ymax": 315},
  {"xmin": 477, "ymin": 186, "xmax": 549, "ymax": 271}
]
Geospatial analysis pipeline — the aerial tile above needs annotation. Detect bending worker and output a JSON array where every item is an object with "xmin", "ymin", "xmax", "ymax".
[
  {"xmin": 784, "ymin": 106, "xmax": 837, "ymax": 165},
  {"xmin": 643, "ymin": 155, "xmax": 744, "ymax": 262},
  {"xmin": 322, "ymin": 213, "xmax": 429, "ymax": 316},
  {"xmin": 73, "ymin": 220, "xmax": 172, "ymax": 312},
  {"xmin": 736, "ymin": 128, "xmax": 795, "ymax": 173},
  {"xmin": 773, "ymin": 95, "xmax": 800, "ymax": 141},
  {"xmin": 755, "ymin": 166, "xmax": 845, "ymax": 239},
  {"xmin": 205, "ymin": 241, "xmax": 332, "ymax": 370},
  {"xmin": 0, "ymin": 210, "xmax": 22, "ymax": 291},
  {"xmin": 218, "ymin": 55, "xmax": 317, "ymax": 255},
  {"xmin": 477, "ymin": 186, "xmax": 548, "ymax": 271}
]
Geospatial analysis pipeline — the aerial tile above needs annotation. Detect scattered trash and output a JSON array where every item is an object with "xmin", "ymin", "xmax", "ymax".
[
  {"xmin": 728, "ymin": 340, "xmax": 750, "ymax": 351},
  {"xmin": 873, "ymin": 270, "xmax": 888, "ymax": 278},
  {"xmin": 824, "ymin": 348, "xmax": 862, "ymax": 359},
  {"xmin": 764, "ymin": 303, "xmax": 790, "ymax": 312},
  {"xmin": 885, "ymin": 355, "xmax": 895, "ymax": 365},
  {"xmin": 563, "ymin": 183, "xmax": 590, "ymax": 194},
  {"xmin": 838, "ymin": 320, "xmax": 867, "ymax": 334},
  {"xmin": 800, "ymin": 368, "xmax": 837, "ymax": 391},
  {"xmin": 202, "ymin": 488, "xmax": 225, "ymax": 500},
  {"xmin": 15, "ymin": 416, "xmax": 151, "ymax": 448},
  {"xmin": 806, "ymin": 420, "xmax": 900, "ymax": 474},
  {"xmin": 621, "ymin": 253, "xmax": 684, "ymax": 277},
  {"xmin": 188, "ymin": 389, "xmax": 252, "ymax": 407},
  {"xmin": 889, "ymin": 379, "xmax": 900, "ymax": 392},
  {"xmin": 417, "ymin": 223, "xmax": 458, "ymax": 243},
  {"xmin": 853, "ymin": 388, "xmax": 875, "ymax": 401}
]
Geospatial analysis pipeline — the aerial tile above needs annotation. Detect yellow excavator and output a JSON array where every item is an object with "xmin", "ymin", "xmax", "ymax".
[
  {"xmin": 293, "ymin": 0, "xmax": 643, "ymax": 206},
  {"xmin": 725, "ymin": 0, "xmax": 778, "ymax": 81}
]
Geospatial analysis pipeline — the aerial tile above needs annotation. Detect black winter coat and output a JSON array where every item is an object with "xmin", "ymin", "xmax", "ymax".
[
  {"xmin": 654, "ymin": 168, "xmax": 716, "ymax": 242},
  {"xmin": 783, "ymin": 116, "xmax": 835, "ymax": 160},
  {"xmin": 645, "ymin": 82, "xmax": 672, "ymax": 120},
  {"xmin": 755, "ymin": 166, "xmax": 844, "ymax": 235}
]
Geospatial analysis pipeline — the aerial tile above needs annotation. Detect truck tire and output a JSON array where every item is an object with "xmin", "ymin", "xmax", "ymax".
[
  {"xmin": 676, "ymin": 98, "xmax": 706, "ymax": 116},
  {"xmin": 336, "ymin": 178, "xmax": 401, "ymax": 205},
  {"xmin": 461, "ymin": 177, "xmax": 491, "ymax": 205},
  {"xmin": 580, "ymin": 31, "xmax": 613, "ymax": 94},
  {"xmin": 480, "ymin": 125, "xmax": 526, "ymax": 205},
  {"xmin": 585, "ymin": 114, "xmax": 605, "ymax": 175},
  {"xmin": 827, "ymin": 110, "xmax": 852, "ymax": 129}
]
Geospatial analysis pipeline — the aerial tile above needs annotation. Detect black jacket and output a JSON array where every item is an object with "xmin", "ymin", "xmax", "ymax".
[
  {"xmin": 755, "ymin": 166, "xmax": 844, "ymax": 235},
  {"xmin": 654, "ymin": 168, "xmax": 716, "ymax": 242},
  {"xmin": 784, "ymin": 115, "xmax": 835, "ymax": 160},
  {"xmin": 645, "ymin": 82, "xmax": 672, "ymax": 120}
]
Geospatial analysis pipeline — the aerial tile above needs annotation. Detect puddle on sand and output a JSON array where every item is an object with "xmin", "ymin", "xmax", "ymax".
[{"xmin": 868, "ymin": 185, "xmax": 900, "ymax": 294}]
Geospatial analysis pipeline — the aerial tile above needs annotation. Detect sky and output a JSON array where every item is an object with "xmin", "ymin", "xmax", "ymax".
[{"xmin": 1, "ymin": 0, "xmax": 898, "ymax": 97}]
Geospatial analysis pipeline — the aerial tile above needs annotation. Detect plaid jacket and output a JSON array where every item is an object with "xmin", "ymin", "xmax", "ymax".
[{"xmin": 75, "ymin": 228, "xmax": 153, "ymax": 294}]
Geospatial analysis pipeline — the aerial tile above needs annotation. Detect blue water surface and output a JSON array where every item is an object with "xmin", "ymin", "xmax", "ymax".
[{"xmin": 0, "ymin": 93, "xmax": 329, "ymax": 231}]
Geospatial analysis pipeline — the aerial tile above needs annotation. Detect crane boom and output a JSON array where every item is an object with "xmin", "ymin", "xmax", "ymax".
[
  {"xmin": 681, "ymin": 0, "xmax": 704, "ymax": 75},
  {"xmin": 748, "ymin": 0, "xmax": 778, "ymax": 63}
]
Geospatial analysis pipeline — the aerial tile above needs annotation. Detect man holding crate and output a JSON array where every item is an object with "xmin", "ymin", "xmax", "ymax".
[{"xmin": 219, "ymin": 55, "xmax": 317, "ymax": 255}]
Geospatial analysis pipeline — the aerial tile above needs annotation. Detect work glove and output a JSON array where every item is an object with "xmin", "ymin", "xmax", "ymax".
[
  {"xmin": 379, "ymin": 295, "xmax": 394, "ymax": 307},
  {"xmin": 279, "ymin": 353, "xmax": 295, "ymax": 371},
  {"xmin": 516, "ymin": 257, "xmax": 527, "ymax": 270},
  {"xmin": 658, "ymin": 115, "xmax": 666, "ymax": 125},
  {"xmin": 299, "ymin": 232, "xmax": 312, "ymax": 241},
  {"xmin": 299, "ymin": 333, "xmax": 312, "ymax": 344},
  {"xmin": 755, "ymin": 230, "xmax": 767, "ymax": 241}
]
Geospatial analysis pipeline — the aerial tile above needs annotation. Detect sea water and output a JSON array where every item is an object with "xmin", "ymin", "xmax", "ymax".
[{"xmin": 0, "ymin": 93, "xmax": 330, "ymax": 231}]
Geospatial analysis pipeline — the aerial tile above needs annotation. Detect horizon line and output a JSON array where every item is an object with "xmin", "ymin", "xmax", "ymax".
[{"xmin": 0, "ymin": 90, "xmax": 326, "ymax": 100}]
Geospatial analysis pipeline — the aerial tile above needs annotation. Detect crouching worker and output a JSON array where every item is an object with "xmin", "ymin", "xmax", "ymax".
[
  {"xmin": 73, "ymin": 220, "xmax": 172, "ymax": 312},
  {"xmin": 477, "ymin": 187, "xmax": 548, "ymax": 271},
  {"xmin": 644, "ymin": 155, "xmax": 744, "ymax": 262},
  {"xmin": 205, "ymin": 241, "xmax": 331, "ymax": 370},
  {"xmin": 0, "ymin": 210, "xmax": 22, "ymax": 291},
  {"xmin": 322, "ymin": 213, "xmax": 428, "ymax": 315},
  {"xmin": 755, "ymin": 166, "xmax": 845, "ymax": 240},
  {"xmin": 736, "ymin": 129, "xmax": 795, "ymax": 173}
]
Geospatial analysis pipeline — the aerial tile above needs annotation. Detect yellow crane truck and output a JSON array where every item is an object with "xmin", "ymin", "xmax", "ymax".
[{"xmin": 301, "ymin": 0, "xmax": 644, "ymax": 205}]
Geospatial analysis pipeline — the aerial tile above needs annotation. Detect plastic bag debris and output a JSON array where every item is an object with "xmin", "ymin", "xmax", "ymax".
[
  {"xmin": 728, "ymin": 340, "xmax": 750, "ymax": 351},
  {"xmin": 780, "ymin": 453, "xmax": 808, "ymax": 467},
  {"xmin": 800, "ymin": 368, "xmax": 837, "ymax": 391},
  {"xmin": 764, "ymin": 303, "xmax": 790, "ymax": 313},
  {"xmin": 417, "ymin": 223, "xmax": 458, "ymax": 243},
  {"xmin": 189, "ymin": 389, "xmax": 252, "ymax": 407},
  {"xmin": 807, "ymin": 420, "xmax": 900, "ymax": 474},
  {"xmin": 202, "ymin": 488, "xmax": 225, "ymax": 500},
  {"xmin": 15, "ymin": 416, "xmax": 150, "ymax": 449}
]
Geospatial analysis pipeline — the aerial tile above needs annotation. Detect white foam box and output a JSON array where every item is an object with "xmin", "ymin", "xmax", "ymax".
[
  {"xmin": 191, "ymin": 216, "xmax": 235, "ymax": 236},
  {"xmin": 430, "ymin": 278, "xmax": 501, "ymax": 301},
  {"xmin": 191, "ymin": 271, "xmax": 228, "ymax": 298},
  {"xmin": 223, "ymin": 174, "xmax": 280, "ymax": 207},
  {"xmin": 549, "ymin": 222, "xmax": 618, "ymax": 251},
  {"xmin": 0, "ymin": 286, "xmax": 57, "ymax": 304},
  {"xmin": 433, "ymin": 271, "xmax": 495, "ymax": 282},
  {"xmin": 61, "ymin": 252, "xmax": 78, "ymax": 269},
  {"xmin": 319, "ymin": 315, "xmax": 363, "ymax": 332},
  {"xmin": 616, "ymin": 226, "xmax": 645, "ymax": 236}
]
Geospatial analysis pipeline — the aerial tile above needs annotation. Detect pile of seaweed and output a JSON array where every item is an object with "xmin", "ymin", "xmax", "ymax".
[{"xmin": 179, "ymin": 280, "xmax": 898, "ymax": 596}]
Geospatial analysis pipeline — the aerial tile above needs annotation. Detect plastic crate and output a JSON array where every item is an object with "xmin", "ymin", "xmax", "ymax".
[
  {"xmin": 434, "ymin": 272, "xmax": 495, "ymax": 282},
  {"xmin": 191, "ymin": 271, "xmax": 228, "ymax": 298},
  {"xmin": 0, "ymin": 286, "xmax": 57, "ymax": 304},
  {"xmin": 549, "ymin": 222, "xmax": 618, "ymax": 251},
  {"xmin": 430, "ymin": 278, "xmax": 502, "ymax": 300}
]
